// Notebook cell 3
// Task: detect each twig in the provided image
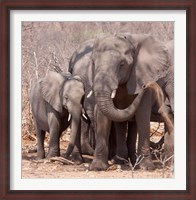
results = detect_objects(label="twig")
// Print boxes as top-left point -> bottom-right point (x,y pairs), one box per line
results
152,149 -> 174,178
33,52 -> 39,80
124,155 -> 144,178
50,157 -> 74,165
46,59 -> 52,76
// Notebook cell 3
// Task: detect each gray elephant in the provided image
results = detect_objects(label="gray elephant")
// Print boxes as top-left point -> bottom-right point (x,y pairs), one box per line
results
112,34 -> 174,168
92,34 -> 173,169
30,71 -> 85,160
69,39 -> 96,155
69,34 -> 173,171
69,37 -> 147,160
90,34 -> 174,170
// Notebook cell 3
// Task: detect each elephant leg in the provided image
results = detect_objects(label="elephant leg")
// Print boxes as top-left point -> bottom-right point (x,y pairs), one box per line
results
90,104 -> 98,149
108,122 -> 116,160
35,123 -> 46,159
81,118 -> 94,155
112,121 -> 128,164
47,130 -> 60,158
164,112 -> 174,161
46,115 -> 61,158
161,76 -> 174,158
136,93 -> 155,170
89,126 -> 96,149
158,102 -> 174,161
89,113 -> 96,150
90,107 -> 111,171
71,146 -> 83,164
127,121 -> 138,165
71,131 -> 84,164
85,101 -> 96,149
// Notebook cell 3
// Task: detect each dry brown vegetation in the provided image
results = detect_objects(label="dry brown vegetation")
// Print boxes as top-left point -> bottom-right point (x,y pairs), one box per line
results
22,22 -> 174,179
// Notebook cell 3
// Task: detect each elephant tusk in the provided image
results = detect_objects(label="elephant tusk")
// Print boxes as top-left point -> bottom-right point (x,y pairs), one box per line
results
68,114 -> 71,122
82,113 -> 88,120
87,90 -> 93,98
111,90 -> 116,99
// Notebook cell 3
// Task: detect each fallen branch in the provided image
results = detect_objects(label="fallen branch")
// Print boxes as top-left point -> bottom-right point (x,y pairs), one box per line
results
82,155 -> 94,160
50,156 -> 74,165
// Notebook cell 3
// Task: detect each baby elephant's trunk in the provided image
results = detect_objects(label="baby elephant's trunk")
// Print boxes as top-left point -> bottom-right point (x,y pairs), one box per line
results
64,110 -> 82,159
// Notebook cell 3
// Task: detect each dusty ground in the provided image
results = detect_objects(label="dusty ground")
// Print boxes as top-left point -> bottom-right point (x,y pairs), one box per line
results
22,123 -> 174,179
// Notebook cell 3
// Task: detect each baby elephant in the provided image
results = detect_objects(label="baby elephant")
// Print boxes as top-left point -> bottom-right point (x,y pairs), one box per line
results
30,71 -> 85,159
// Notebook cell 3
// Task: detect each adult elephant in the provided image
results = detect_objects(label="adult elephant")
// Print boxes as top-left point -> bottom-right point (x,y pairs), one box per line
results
90,34 -> 174,170
30,71 -> 85,161
69,34 -> 173,171
69,38 -> 146,156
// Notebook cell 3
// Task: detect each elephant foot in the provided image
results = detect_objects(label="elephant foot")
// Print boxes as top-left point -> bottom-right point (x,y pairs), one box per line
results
46,149 -> 60,158
81,143 -> 94,156
37,150 -> 45,159
70,152 -> 84,165
139,157 -> 155,171
36,155 -> 45,160
89,159 -> 109,171
111,155 -> 128,165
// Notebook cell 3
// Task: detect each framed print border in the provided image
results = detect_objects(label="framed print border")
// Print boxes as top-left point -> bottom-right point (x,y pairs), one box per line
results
0,0 -> 195,199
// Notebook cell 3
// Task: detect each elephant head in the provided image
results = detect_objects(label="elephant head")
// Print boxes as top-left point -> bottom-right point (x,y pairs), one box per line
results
40,71 -> 85,158
91,35 -> 146,121
91,34 -> 170,122
116,33 -> 170,95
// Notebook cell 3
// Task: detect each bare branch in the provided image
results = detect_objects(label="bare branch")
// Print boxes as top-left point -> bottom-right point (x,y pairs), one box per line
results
50,157 -> 74,165
33,52 -> 39,80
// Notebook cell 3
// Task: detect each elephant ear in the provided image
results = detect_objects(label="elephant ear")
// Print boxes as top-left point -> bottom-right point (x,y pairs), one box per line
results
40,71 -> 65,113
127,36 -> 169,94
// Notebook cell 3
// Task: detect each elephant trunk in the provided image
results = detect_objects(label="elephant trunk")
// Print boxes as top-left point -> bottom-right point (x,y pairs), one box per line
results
64,110 -> 81,158
95,89 -> 146,122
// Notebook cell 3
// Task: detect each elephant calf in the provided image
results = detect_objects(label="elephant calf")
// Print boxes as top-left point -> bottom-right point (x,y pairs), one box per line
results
30,71 -> 85,160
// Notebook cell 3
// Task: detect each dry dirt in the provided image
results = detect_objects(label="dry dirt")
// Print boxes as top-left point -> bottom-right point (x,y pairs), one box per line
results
22,124 -> 174,179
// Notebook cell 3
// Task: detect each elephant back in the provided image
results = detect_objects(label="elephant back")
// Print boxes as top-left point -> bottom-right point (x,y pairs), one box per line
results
69,39 -> 95,73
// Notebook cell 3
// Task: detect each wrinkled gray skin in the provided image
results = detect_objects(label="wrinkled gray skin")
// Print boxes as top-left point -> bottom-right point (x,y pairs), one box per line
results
69,39 -> 96,156
112,36 -> 174,169
69,38 -> 148,170
113,86 -> 173,170
91,34 -> 174,170
30,71 -> 85,160
69,35 -> 173,171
